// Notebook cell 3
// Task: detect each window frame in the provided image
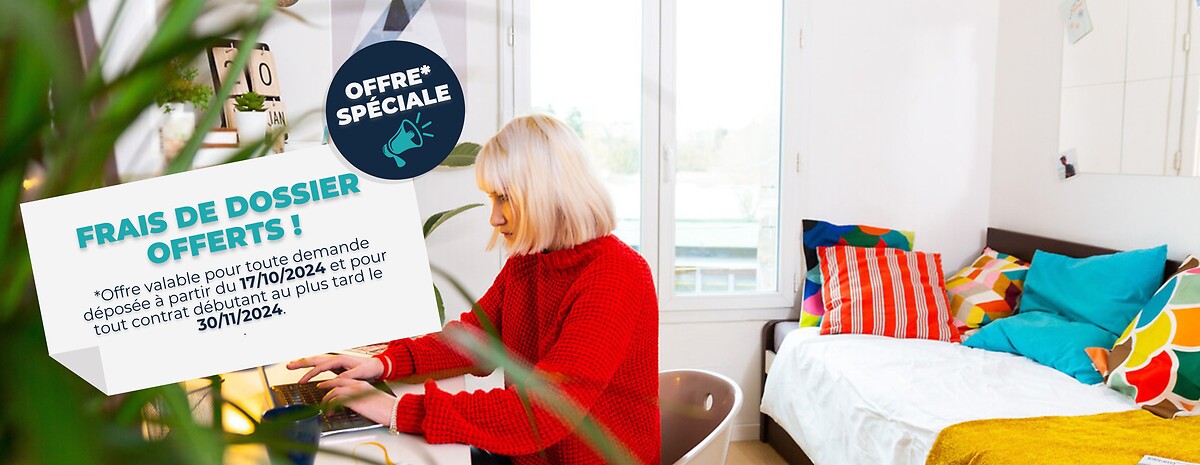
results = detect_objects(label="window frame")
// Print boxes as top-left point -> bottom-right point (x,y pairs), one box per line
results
503,0 -> 802,312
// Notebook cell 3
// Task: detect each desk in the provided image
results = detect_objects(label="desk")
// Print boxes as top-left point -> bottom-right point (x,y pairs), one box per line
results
218,361 -> 470,465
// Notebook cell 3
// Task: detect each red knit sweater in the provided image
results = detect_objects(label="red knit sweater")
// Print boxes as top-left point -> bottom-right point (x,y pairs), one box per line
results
373,235 -> 660,465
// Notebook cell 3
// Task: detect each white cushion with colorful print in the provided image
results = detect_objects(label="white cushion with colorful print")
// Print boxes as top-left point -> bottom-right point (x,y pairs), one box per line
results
1107,255 -> 1200,418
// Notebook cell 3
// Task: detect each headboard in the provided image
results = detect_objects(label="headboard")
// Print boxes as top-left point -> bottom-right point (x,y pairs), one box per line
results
761,228 -> 1181,455
985,228 -> 1180,280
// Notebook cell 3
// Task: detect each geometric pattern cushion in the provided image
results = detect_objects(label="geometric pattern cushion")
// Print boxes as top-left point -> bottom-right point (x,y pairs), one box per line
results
818,245 -> 960,342
801,219 -> 915,328
945,248 -> 1030,329
1107,255 -> 1200,418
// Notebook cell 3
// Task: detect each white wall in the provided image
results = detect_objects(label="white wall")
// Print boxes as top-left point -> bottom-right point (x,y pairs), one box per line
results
661,0 -> 1000,440
258,1 -> 333,145
991,0 -> 1200,259
796,0 -> 999,274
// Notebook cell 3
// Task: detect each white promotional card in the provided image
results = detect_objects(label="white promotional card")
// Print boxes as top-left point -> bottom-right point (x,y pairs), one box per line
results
21,146 -> 440,395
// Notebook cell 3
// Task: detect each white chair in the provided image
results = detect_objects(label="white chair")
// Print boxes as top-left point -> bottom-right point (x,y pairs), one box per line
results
660,369 -> 744,465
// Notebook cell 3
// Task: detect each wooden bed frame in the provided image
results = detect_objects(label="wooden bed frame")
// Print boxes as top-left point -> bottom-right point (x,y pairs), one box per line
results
759,227 -> 1180,464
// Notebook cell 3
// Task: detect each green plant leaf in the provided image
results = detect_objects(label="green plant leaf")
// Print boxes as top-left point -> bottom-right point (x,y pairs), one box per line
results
154,383 -> 222,465
234,91 -> 267,112
113,390 -> 157,425
430,265 -> 498,340
430,267 -> 641,465
0,0 -> 306,463
440,142 -> 481,167
422,203 -> 483,238
222,398 -> 260,428
209,375 -> 223,443
434,283 -> 446,326
514,384 -> 551,463
156,58 -> 212,112
444,325 -> 641,465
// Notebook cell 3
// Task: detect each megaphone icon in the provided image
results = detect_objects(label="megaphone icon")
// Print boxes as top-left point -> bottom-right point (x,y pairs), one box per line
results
382,112 -> 434,168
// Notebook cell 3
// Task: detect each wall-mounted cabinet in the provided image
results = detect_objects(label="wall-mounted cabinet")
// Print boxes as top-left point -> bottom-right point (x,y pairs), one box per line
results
1059,0 -> 1199,176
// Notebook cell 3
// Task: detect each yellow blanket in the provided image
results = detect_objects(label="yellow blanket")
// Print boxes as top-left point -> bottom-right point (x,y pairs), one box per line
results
927,410 -> 1200,465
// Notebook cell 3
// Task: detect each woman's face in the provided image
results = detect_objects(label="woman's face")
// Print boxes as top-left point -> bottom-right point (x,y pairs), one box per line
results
489,192 -> 518,247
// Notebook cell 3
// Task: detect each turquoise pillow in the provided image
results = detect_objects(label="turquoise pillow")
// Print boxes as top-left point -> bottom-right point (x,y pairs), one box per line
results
964,312 -> 1113,384
1019,246 -> 1166,335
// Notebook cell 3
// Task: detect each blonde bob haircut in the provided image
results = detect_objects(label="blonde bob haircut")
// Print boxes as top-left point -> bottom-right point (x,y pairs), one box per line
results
475,114 -> 616,255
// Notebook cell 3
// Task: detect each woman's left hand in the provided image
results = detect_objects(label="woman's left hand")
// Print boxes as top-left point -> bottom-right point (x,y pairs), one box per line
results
317,377 -> 397,426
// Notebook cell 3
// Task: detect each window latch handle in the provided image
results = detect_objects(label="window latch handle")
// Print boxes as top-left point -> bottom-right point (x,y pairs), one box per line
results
662,146 -> 675,184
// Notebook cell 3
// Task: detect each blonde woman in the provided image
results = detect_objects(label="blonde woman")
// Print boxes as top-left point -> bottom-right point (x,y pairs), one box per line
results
288,115 -> 660,465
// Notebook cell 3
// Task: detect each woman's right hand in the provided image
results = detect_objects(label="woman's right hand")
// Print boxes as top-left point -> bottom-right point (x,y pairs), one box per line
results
286,354 -> 384,384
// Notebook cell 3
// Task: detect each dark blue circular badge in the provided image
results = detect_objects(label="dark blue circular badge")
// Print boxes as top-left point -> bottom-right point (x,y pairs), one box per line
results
326,41 -> 465,180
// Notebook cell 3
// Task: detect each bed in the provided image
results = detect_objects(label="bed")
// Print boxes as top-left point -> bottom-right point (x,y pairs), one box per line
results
759,228 -> 1188,465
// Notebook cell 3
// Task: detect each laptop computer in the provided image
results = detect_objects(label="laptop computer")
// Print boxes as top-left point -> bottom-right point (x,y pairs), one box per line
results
261,359 -> 395,436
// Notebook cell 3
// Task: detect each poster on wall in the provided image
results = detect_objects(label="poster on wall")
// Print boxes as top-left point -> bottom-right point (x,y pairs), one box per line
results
330,0 -> 467,81
1061,0 -> 1093,44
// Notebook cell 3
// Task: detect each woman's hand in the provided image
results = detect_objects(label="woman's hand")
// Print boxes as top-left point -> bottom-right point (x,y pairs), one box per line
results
286,355 -> 384,384
317,377 -> 396,426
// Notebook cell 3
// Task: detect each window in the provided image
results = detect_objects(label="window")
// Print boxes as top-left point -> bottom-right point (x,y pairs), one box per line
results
511,0 -> 793,310
526,0 -> 643,250
672,1 -> 782,295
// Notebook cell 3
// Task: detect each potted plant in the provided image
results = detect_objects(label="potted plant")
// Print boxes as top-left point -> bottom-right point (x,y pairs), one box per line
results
156,58 -> 213,162
234,91 -> 269,147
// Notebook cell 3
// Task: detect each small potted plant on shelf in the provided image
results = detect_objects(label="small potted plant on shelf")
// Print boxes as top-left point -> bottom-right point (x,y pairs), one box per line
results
234,91 -> 269,147
155,58 -> 212,162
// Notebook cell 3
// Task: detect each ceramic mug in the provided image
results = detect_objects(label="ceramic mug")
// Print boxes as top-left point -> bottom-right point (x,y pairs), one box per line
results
260,404 -> 321,465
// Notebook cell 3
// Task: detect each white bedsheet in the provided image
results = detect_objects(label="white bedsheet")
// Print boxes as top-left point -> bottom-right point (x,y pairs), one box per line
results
760,328 -> 1137,465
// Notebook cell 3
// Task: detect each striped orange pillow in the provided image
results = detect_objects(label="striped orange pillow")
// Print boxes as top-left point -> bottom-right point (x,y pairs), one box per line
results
819,245 -> 961,342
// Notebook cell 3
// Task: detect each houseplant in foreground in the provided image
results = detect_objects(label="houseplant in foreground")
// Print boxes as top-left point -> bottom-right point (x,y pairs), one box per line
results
0,1 -> 636,462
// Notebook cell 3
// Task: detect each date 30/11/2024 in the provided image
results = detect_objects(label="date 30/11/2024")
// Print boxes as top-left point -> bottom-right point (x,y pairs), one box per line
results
196,303 -> 283,332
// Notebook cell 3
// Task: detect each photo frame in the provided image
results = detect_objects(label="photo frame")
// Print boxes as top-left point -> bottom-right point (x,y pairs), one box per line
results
1058,148 -> 1079,180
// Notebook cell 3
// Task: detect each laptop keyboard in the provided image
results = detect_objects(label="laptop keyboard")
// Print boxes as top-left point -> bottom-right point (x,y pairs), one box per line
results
270,382 -> 390,433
